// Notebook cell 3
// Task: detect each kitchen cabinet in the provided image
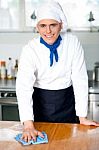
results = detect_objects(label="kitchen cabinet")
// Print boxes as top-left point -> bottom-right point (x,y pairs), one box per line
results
0,97 -> 19,121
87,100 -> 93,120
88,93 -> 99,122
88,80 -> 99,122
2,104 -> 19,121
0,79 -> 19,121
93,102 -> 99,122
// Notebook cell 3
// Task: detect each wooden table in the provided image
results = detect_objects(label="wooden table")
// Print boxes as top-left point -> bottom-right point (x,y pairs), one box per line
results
0,121 -> 99,150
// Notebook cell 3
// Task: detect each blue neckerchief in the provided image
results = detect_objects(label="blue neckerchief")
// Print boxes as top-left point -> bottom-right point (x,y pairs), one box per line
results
40,35 -> 62,66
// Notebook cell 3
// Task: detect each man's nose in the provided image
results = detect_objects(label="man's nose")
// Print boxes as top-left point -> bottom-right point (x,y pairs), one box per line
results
46,25 -> 51,33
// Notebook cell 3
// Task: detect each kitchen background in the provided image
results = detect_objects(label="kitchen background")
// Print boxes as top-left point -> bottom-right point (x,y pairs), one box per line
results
0,0 -> 99,71
0,32 -> 99,71
0,0 -> 99,121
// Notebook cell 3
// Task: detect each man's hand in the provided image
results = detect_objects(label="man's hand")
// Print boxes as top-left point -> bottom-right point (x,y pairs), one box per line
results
22,120 -> 44,142
79,117 -> 99,126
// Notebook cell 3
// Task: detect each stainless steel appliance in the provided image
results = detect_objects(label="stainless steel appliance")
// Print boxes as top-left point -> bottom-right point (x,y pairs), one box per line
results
89,93 -> 99,122
88,80 -> 99,122
0,80 -> 19,121
94,62 -> 99,81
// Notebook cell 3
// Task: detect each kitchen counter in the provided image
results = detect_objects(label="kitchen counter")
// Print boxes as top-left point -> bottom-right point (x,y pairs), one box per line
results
0,121 -> 99,150
0,79 -> 99,93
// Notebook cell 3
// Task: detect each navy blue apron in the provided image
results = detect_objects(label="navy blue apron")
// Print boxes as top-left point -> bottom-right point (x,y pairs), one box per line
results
32,86 -> 80,123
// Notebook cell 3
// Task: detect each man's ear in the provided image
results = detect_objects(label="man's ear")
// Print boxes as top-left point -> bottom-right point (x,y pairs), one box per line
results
61,22 -> 63,29
60,22 -> 63,31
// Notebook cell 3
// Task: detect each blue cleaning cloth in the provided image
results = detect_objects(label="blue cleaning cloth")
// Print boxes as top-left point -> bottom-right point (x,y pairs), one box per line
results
15,131 -> 48,145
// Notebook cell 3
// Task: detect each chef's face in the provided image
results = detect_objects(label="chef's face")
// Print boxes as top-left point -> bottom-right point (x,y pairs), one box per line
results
37,19 -> 62,45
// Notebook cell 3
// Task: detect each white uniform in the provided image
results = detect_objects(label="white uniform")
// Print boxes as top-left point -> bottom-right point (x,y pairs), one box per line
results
16,33 -> 88,123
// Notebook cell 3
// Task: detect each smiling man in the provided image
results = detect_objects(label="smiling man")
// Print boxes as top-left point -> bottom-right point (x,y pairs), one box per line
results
37,19 -> 62,45
16,0 -> 99,143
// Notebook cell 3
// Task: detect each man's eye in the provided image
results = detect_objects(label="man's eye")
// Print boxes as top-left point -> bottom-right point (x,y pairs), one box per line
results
50,24 -> 58,27
39,24 -> 46,28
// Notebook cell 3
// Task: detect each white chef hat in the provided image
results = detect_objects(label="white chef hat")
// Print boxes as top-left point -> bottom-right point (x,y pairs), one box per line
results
36,0 -> 68,32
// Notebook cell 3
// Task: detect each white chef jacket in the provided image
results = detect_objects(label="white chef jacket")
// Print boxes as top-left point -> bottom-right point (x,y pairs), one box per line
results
16,33 -> 88,123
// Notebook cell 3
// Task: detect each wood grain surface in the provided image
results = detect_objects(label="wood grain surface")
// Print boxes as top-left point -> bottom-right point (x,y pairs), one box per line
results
0,121 -> 99,150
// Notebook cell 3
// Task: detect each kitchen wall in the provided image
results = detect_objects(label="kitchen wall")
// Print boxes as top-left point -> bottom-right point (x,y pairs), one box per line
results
74,32 -> 99,71
0,31 -> 99,70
